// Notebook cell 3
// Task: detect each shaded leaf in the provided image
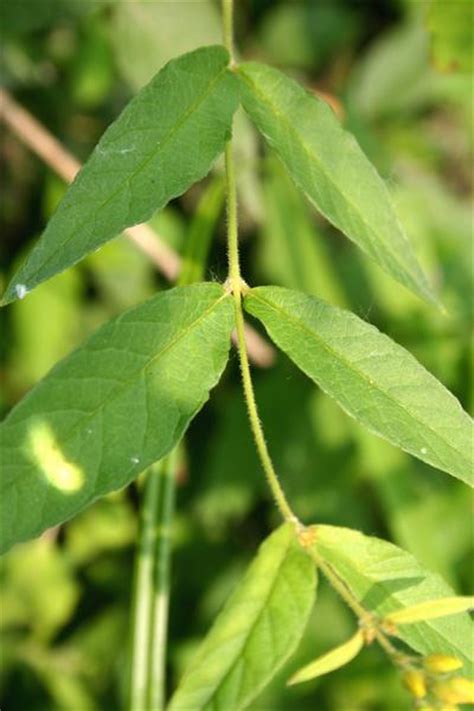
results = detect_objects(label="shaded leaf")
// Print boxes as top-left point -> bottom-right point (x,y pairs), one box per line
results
244,286 -> 473,485
1,46 -> 238,305
238,62 -> 435,304
168,524 -> 317,711
312,525 -> 474,671
0,284 -> 233,552
288,629 -> 364,685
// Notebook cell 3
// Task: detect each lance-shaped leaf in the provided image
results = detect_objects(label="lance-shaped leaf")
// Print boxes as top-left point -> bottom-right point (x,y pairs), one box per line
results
1,46 -> 238,306
168,524 -> 317,711
288,630 -> 364,685
244,287 -> 473,485
0,283 -> 234,553
386,597 -> 474,626
312,525 -> 474,672
237,62 -> 435,304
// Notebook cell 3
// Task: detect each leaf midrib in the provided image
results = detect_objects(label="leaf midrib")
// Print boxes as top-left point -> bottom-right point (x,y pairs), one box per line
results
2,291 -> 231,474
180,534 -> 293,710
23,58 -> 230,286
238,67 -> 427,296
247,290 -> 470,476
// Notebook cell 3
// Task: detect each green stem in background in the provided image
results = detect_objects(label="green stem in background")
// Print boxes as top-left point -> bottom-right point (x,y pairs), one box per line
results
128,451 -> 179,711
147,448 -> 180,710
178,177 -> 225,287
128,460 -> 165,711
222,0 -> 297,525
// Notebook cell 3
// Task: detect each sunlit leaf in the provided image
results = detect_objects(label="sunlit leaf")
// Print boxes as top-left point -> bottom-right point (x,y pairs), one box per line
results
0,284 -> 234,552
168,524 -> 317,711
244,286 -> 473,485
386,597 -> 474,626
1,46 -> 238,305
311,525 -> 474,671
238,61 -> 436,304
288,629 -> 364,685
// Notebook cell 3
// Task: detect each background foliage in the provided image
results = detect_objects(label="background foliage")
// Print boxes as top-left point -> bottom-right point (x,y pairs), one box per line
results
0,1 -> 472,709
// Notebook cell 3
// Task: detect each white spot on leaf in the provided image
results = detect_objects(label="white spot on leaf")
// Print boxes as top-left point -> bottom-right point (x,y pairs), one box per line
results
15,284 -> 28,299
130,456 -> 140,465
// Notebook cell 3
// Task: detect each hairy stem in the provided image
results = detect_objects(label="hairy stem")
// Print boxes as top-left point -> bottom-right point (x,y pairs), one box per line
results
222,0 -> 297,525
306,543 -> 401,661
147,449 -> 179,710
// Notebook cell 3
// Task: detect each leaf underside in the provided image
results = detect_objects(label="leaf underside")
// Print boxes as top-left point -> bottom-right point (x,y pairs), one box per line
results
1,45 -> 238,305
238,62 -> 436,304
0,283 -> 234,553
168,524 -> 317,711
312,525 -> 474,672
244,286 -> 473,485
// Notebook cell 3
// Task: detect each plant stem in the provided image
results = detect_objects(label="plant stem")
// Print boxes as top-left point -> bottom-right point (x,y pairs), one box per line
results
147,449 -> 179,711
307,544 -> 401,660
128,461 -> 164,711
222,0 -> 297,525
225,140 -> 241,292
233,293 -> 297,523
222,0 -> 234,62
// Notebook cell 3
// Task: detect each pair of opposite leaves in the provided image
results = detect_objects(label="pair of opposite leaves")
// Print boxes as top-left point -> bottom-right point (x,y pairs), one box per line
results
0,46 -> 472,552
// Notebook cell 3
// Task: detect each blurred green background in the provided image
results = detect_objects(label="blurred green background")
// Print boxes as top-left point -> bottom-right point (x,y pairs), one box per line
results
0,1 -> 472,709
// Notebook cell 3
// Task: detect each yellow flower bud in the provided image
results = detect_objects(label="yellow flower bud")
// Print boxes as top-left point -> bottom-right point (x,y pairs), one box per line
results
402,670 -> 427,699
423,653 -> 463,674
433,676 -> 474,704
448,676 -> 474,703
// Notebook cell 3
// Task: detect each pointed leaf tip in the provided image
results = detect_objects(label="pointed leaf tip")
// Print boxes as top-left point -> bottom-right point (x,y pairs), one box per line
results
0,283 -> 234,552
238,61 -> 437,305
3,45 -> 238,304
386,597 -> 474,626
244,286 -> 473,485
288,630 -> 364,685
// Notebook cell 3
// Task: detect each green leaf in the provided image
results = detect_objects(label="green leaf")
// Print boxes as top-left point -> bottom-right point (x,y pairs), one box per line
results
288,629 -> 364,685
244,286 -> 473,485
1,46 -> 238,305
311,525 -> 474,672
386,597 -> 474,626
0,283 -> 233,553
168,524 -> 317,711
237,62 -> 436,304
